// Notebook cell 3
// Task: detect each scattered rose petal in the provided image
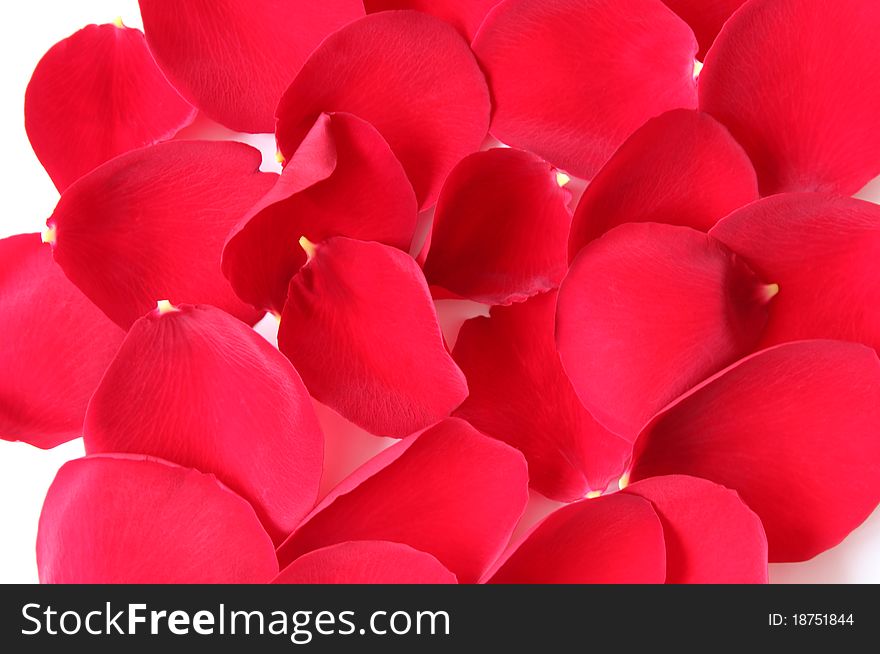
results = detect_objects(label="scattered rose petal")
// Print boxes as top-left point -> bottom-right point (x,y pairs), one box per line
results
662,0 -> 746,60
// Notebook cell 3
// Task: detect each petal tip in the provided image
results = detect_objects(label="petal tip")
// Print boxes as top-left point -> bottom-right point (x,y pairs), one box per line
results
155,299 -> 179,316
298,235 -> 317,261
41,225 -> 56,245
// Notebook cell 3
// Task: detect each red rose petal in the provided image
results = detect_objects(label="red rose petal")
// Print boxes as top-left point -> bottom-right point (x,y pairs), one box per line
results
83,304 -> 322,543
278,238 -> 468,437
452,291 -> 630,501
24,23 -> 195,192
487,494 -> 666,583
630,340 -> 880,562
711,193 -> 880,352
364,0 -> 500,40
662,0 -> 746,60
48,140 -> 274,329
568,109 -> 758,259
623,475 -> 768,583
275,11 -> 490,209
274,541 -> 457,584
699,0 -> 880,195
423,148 -> 570,305
0,234 -> 124,448
472,0 -> 698,180
138,0 -> 364,132
223,112 -> 418,314
557,223 -> 771,440
277,418 -> 529,583
37,454 -> 278,583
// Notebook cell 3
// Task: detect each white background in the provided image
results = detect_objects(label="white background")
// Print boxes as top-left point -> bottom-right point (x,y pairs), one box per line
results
2,1 -> 880,584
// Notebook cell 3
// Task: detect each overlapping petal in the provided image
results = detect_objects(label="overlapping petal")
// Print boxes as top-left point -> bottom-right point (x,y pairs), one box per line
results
662,0 -> 746,60
48,140 -> 274,329
364,0 -> 500,40
275,11 -> 490,208
37,455 -> 279,583
24,23 -> 195,192
138,0 -> 364,132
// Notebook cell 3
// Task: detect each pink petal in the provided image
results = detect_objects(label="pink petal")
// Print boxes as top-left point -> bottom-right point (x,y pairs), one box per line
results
557,223 -> 771,440
630,340 -> 880,562
277,418 -> 529,583
472,0 -> 698,180
138,0 -> 364,132
37,454 -> 278,583
423,148 -> 570,305
699,0 -> 880,195
48,140 -> 274,329
275,11 -> 490,209
25,23 -> 195,192
278,238 -> 468,437
364,0 -> 501,40
662,0 -> 746,60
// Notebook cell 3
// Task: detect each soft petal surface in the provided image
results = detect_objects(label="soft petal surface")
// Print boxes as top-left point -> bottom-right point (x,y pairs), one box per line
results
37,455 -> 279,583
699,0 -> 880,195
48,140 -> 274,329
274,541 -> 457,584
711,193 -> 880,352
364,0 -> 500,40
275,11 -> 490,208
138,0 -> 364,132
423,148 -> 570,305
453,291 -> 630,501
472,0 -> 698,180
223,112 -> 418,314
630,340 -> 880,562
0,234 -> 124,448
557,223 -> 771,440
83,304 -> 322,543
278,418 -> 529,583
662,0 -> 746,60
624,475 -> 768,583
488,494 -> 666,583
279,238 -> 467,437
568,109 -> 757,259
25,23 -> 195,192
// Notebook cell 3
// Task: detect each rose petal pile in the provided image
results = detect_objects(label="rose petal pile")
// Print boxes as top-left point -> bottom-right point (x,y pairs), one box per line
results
3,0 -> 880,584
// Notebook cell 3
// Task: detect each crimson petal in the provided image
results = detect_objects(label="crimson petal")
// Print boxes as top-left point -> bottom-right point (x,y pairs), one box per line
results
423,149 -> 570,305
453,291 -> 630,501
223,112 -> 418,314
275,11 -> 490,209
38,455 -> 278,583
48,140 -> 274,329
662,0 -> 746,60
277,418 -> 528,583
0,234 -> 124,448
568,109 -> 757,259
279,238 -> 467,437
472,0 -> 697,180
274,541 -> 457,584
25,23 -> 195,192
138,0 -> 364,133
630,340 -> 880,562
699,0 -> 880,195
364,0 -> 500,40
557,223 -> 771,440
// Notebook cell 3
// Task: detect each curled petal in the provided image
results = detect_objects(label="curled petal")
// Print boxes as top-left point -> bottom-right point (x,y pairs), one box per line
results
662,0 -> 746,60
276,11 -> 490,208
223,112 -> 418,314
84,304 -> 323,543
630,340 -> 880,562
453,291 -> 630,501
279,238 -> 468,437
138,0 -> 364,132
0,234 -> 124,448
711,193 -> 880,352
278,418 -> 529,583
487,494 -> 666,584
623,475 -> 768,583
37,455 -> 278,583
423,149 -> 570,305
274,541 -> 457,584
364,0 -> 501,40
472,0 -> 697,180
25,23 -> 195,192
48,140 -> 274,329
568,109 -> 757,259
557,223 -> 771,440
699,0 -> 880,195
